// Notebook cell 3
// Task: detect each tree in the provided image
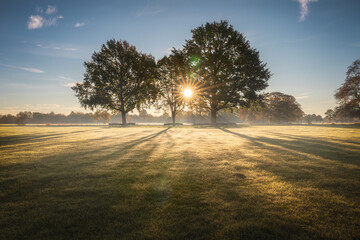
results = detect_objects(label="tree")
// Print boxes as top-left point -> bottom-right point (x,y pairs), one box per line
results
266,92 -> 304,123
72,39 -> 158,125
324,109 -> 335,123
92,110 -> 111,124
184,21 -> 270,125
16,111 -> 33,125
157,49 -> 187,126
334,59 -> 360,121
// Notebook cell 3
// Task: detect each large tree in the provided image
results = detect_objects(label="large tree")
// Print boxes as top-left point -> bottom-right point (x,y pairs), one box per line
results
266,92 -> 304,123
184,21 -> 270,125
157,49 -> 188,126
334,59 -> 360,121
72,39 -> 158,125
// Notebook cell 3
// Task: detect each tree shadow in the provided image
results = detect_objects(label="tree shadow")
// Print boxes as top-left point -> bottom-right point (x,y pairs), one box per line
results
218,127 -> 360,167
217,127 -> 360,198
1,127 -> 174,239
0,129 -> 94,147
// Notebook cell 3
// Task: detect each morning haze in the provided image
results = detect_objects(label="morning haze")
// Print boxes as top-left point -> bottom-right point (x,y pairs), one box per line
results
0,0 -> 359,239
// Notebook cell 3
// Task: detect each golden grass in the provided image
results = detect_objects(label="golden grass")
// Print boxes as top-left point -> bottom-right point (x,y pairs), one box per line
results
0,125 -> 359,239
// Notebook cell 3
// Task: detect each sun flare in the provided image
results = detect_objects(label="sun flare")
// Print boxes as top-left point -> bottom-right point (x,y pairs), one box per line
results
184,88 -> 193,98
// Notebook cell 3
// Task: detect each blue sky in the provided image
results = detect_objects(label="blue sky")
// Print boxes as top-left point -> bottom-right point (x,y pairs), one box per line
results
0,0 -> 359,115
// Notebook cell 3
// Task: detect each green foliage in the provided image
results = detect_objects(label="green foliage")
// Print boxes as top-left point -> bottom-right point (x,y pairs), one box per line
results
184,20 -> 270,124
72,39 -> 159,124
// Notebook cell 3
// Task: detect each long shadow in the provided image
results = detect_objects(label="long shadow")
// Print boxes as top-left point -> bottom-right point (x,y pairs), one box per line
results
218,127 -> 360,167
0,128 -> 169,240
271,132 -> 360,150
0,128 -> 171,197
0,129 -> 156,152
217,127 -> 360,198
0,129 -> 94,147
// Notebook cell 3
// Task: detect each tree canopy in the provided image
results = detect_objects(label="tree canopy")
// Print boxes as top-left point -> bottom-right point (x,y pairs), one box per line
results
72,39 -> 158,125
334,59 -> 360,121
184,20 -> 270,125
266,92 -> 304,123
157,49 -> 188,126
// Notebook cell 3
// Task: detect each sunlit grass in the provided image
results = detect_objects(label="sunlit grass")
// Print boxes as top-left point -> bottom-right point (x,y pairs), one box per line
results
0,125 -> 359,239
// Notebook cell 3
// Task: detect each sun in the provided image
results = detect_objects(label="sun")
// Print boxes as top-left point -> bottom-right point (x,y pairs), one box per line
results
183,88 -> 193,98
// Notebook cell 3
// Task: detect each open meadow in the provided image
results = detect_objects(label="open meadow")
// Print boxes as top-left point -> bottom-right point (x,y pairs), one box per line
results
1,125 -> 360,239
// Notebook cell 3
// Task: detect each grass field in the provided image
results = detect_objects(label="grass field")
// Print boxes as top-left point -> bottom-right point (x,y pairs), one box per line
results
1,125 -> 360,239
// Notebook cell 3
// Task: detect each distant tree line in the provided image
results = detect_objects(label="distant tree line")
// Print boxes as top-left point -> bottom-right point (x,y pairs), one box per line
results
0,111 -> 109,125
1,106 -> 324,125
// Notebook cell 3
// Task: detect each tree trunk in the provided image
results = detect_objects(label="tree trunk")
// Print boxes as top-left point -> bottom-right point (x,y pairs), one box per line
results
121,111 -> 127,125
172,112 -> 176,126
210,108 -> 217,126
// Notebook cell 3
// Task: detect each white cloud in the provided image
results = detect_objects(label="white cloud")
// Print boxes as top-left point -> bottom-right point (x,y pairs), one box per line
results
297,0 -> 318,22
295,95 -> 309,100
64,82 -> 76,87
28,15 -> 44,29
28,6 -> 62,30
46,5 -> 57,15
0,64 -> 44,73
36,44 -> 78,51
74,22 -> 86,28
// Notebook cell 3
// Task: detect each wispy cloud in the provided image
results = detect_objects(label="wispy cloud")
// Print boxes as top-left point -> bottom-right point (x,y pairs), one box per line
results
295,95 -> 309,100
137,3 -> 163,17
36,44 -> 78,51
297,0 -> 318,22
46,5 -> 57,15
74,22 -> 86,28
295,92 -> 311,100
0,64 -> 44,73
28,6 -> 62,29
58,76 -> 75,81
58,76 -> 77,87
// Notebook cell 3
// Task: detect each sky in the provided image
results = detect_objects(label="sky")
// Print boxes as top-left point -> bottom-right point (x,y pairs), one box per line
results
0,0 -> 359,116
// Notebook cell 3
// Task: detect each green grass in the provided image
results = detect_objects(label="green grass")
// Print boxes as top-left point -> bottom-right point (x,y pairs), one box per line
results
1,125 -> 360,239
